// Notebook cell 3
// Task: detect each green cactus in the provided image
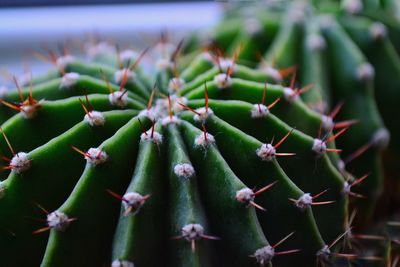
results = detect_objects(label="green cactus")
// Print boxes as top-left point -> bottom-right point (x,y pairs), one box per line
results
0,0 -> 399,266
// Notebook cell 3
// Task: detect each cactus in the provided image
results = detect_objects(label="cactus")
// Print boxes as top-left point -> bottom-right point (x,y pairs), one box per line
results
0,1 -> 399,266
210,0 -> 400,222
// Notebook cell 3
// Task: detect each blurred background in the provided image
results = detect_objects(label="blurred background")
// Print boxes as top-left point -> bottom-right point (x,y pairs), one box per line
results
0,1 -> 221,84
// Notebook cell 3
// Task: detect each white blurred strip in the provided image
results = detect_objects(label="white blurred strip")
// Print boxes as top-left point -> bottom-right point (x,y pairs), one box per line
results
0,2 -> 222,83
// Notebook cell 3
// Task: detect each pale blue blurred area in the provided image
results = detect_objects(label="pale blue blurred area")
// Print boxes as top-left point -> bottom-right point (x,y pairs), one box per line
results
0,2 -> 221,86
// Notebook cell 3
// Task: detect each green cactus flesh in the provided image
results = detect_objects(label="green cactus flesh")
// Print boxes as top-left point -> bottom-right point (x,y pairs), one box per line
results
1,1 -> 400,266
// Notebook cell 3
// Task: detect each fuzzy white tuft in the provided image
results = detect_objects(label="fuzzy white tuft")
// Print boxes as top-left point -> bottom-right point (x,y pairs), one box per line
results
84,111 -> 106,127
293,193 -> 313,210
219,58 -> 236,73
236,187 -> 255,204
140,130 -> 163,144
47,211 -> 71,231
251,104 -> 269,119
253,245 -> 275,265
60,73 -> 80,90
194,132 -> 215,147
20,102 -> 42,119
371,128 -> 390,149
214,73 -> 232,89
283,87 -> 299,102
139,108 -> 157,121
256,144 -> 276,161
10,152 -> 31,174
193,107 -> 213,123
343,0 -> 363,14
312,139 -> 327,155
85,147 -> 108,165
245,18 -> 262,35
260,65 -> 282,83
181,224 -> 204,241
306,34 -> 326,51
316,245 -> 331,261
56,55 -> 75,69
122,192 -> 147,216
109,91 -> 128,108
321,115 -> 334,131
111,260 -> 135,267
356,63 -> 375,81
370,22 -> 387,40
338,160 -> 346,173
174,163 -> 195,179
342,181 -> 352,195
161,116 -> 181,126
